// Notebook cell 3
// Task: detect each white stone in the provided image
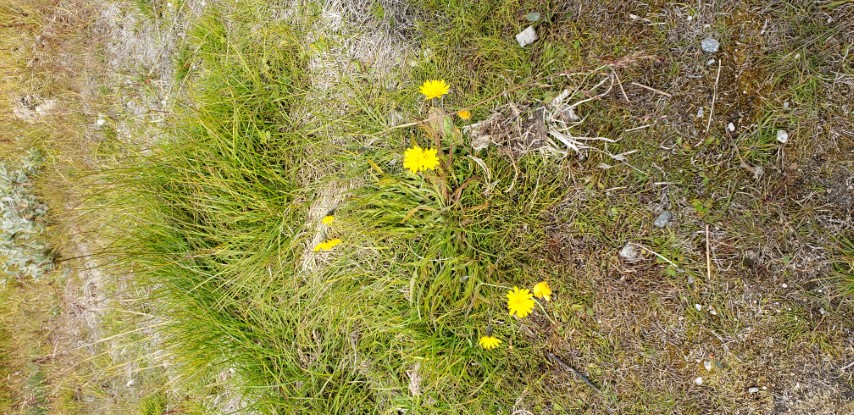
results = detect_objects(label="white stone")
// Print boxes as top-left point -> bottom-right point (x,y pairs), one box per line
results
694,304 -> 702,311
749,387 -> 759,393
776,129 -> 789,144
701,37 -> 720,53
728,122 -> 736,132
704,361 -> 713,371
619,243 -> 641,262
694,377 -> 704,385
516,26 -> 538,48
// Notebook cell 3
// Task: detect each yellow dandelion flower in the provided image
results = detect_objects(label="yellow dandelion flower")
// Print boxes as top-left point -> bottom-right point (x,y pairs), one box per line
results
479,335 -> 502,350
419,147 -> 439,171
533,281 -> 552,302
313,238 -> 342,252
457,109 -> 472,120
321,215 -> 335,225
507,286 -> 535,318
402,145 -> 440,174
419,79 -> 450,100
403,145 -> 425,174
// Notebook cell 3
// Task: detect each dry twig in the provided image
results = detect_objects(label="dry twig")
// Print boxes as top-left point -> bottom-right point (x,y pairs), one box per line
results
547,352 -> 602,394
703,59 -> 723,138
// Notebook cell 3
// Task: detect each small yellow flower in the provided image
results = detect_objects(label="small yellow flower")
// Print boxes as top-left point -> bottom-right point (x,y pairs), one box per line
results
507,286 -> 535,318
479,335 -> 502,350
402,145 -> 440,174
403,146 -> 424,174
420,147 -> 439,171
533,281 -> 552,302
457,109 -> 472,120
313,238 -> 342,252
419,79 -> 450,100
321,215 -> 335,225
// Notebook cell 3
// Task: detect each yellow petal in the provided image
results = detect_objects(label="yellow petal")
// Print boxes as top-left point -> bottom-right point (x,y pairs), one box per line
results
533,281 -> 552,302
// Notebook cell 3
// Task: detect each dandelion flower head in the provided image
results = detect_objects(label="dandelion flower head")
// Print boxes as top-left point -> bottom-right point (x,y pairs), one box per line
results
321,215 -> 335,225
313,238 -> 342,252
507,286 -> 535,318
419,79 -> 450,100
457,109 -> 472,120
533,281 -> 552,302
479,335 -> 502,350
402,145 -> 440,174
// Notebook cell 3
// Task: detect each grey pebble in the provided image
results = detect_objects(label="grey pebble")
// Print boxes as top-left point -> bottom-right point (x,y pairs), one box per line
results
654,210 -> 672,228
748,386 -> 760,394
701,37 -> 720,53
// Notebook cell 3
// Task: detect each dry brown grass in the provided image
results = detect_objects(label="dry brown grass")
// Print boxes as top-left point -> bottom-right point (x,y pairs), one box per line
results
0,1 -> 172,414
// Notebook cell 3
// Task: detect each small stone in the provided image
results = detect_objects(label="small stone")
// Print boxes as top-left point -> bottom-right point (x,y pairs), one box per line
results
126,378 -> 135,387
95,116 -> 106,127
709,308 -> 718,316
696,107 -> 704,118
694,377 -> 704,385
706,58 -> 715,65
515,26 -> 538,47
748,386 -> 759,394
694,304 -> 703,311
654,211 -> 673,228
704,361 -> 713,371
619,243 -> 641,262
776,129 -> 789,144
728,122 -> 736,132
782,283 -> 788,288
687,275 -> 695,285
701,37 -> 720,53
783,101 -> 790,109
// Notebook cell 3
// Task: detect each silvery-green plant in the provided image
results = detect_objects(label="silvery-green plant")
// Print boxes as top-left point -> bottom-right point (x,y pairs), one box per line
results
0,149 -> 53,284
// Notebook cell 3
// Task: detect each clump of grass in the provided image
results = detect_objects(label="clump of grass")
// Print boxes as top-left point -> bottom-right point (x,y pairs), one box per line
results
107,3 -> 324,411
105,0 -> 591,412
